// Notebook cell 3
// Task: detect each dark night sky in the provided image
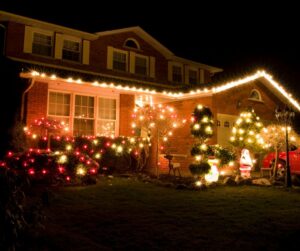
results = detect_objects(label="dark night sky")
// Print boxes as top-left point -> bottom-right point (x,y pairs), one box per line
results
1,1 -> 300,97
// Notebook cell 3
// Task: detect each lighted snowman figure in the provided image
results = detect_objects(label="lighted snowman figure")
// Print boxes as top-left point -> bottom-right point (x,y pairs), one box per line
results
239,149 -> 253,178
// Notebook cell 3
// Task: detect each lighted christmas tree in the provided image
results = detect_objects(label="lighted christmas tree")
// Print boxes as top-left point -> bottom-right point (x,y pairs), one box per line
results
229,110 -> 265,151
189,105 -> 214,177
229,109 -> 265,177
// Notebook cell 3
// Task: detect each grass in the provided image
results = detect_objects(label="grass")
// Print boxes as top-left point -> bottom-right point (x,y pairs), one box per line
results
34,177 -> 300,250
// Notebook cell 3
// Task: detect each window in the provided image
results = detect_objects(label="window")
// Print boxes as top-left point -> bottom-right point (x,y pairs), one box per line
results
48,92 -> 70,125
97,98 -> 116,137
135,55 -> 148,76
62,40 -> 80,62
124,38 -> 140,49
189,70 -> 198,84
249,89 -> 262,101
217,120 -> 221,126
224,121 -> 230,128
74,95 -> 94,136
113,51 -> 127,71
32,32 -> 53,56
172,66 -> 182,83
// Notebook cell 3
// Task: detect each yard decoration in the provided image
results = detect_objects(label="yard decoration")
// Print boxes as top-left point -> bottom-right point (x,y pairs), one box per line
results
190,105 -> 236,183
131,104 -> 185,177
239,149 -> 253,178
189,105 -> 214,180
229,109 -> 265,177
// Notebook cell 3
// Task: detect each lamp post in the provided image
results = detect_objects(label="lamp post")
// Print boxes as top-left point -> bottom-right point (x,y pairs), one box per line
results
275,107 -> 295,187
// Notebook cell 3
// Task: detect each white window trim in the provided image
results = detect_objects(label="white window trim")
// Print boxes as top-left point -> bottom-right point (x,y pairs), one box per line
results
248,89 -> 263,102
123,38 -> 141,50
112,48 -> 129,72
47,89 -> 119,137
31,27 -> 54,57
32,27 -> 54,37
62,35 -> 82,63
73,94 -> 96,136
134,53 -> 149,76
96,96 -> 119,137
47,90 -> 72,131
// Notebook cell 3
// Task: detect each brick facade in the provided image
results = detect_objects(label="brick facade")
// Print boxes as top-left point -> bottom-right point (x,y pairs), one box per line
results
5,21 -> 212,86
26,81 -> 48,126
119,94 -> 135,136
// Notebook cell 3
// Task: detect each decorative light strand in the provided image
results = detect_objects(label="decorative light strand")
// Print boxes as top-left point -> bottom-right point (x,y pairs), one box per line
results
27,70 -> 300,110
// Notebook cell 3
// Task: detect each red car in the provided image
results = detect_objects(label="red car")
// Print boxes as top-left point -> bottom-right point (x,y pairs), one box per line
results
262,146 -> 300,177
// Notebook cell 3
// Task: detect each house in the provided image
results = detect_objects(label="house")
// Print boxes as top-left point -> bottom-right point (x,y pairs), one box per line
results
1,11 -> 299,174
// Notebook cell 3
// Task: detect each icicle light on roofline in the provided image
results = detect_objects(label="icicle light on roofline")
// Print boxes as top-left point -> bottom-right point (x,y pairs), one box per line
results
28,70 -> 300,110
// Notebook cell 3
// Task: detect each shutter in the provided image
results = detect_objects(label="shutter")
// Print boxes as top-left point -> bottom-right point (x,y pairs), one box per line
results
129,51 -> 136,73
149,56 -> 155,78
23,26 -> 33,53
184,65 -> 189,84
168,62 -> 173,82
54,33 -> 63,59
200,69 -> 205,84
107,46 -> 113,70
82,40 -> 90,65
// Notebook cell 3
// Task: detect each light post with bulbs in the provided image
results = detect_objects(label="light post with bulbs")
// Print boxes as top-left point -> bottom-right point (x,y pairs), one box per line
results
275,107 -> 295,187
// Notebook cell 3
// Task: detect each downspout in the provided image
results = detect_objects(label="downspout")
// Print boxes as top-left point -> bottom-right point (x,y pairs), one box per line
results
21,78 -> 35,123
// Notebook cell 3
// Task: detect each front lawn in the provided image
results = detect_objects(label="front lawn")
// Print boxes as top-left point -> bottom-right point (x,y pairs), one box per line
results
35,177 -> 300,250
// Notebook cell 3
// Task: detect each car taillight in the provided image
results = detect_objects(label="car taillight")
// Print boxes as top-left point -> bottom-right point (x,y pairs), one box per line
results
42,169 -> 47,175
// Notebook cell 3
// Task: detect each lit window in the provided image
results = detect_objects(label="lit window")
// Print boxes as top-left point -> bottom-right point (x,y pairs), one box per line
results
217,120 -> 221,126
135,56 -> 148,76
97,98 -> 116,137
48,92 -> 70,125
172,66 -> 182,83
189,70 -> 198,84
32,32 -> 53,57
249,89 -> 262,101
62,40 -> 80,62
113,51 -> 127,71
74,95 -> 94,136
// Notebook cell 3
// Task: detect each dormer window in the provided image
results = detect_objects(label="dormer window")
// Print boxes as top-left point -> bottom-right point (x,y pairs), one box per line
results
249,89 -> 262,102
124,38 -> 140,50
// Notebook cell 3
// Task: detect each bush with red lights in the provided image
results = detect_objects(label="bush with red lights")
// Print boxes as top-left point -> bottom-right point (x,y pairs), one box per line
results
2,149 -> 99,184
0,118 -> 149,184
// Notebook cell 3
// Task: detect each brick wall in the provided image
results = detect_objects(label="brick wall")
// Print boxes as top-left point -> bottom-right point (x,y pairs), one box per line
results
119,94 -> 135,136
151,96 -> 215,176
153,81 -> 285,176
26,81 -> 48,126
5,21 -> 213,87
212,80 -> 283,120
